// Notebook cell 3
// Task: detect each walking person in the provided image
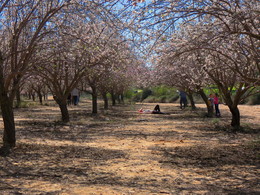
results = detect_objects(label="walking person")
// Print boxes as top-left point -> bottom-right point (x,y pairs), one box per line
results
71,88 -> 80,105
214,93 -> 221,117
179,90 -> 187,109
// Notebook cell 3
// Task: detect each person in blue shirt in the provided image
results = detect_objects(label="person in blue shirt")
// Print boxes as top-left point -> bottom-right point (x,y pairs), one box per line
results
179,90 -> 187,109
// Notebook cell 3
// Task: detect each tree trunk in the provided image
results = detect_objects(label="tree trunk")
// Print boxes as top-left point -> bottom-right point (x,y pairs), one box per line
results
120,94 -> 124,104
37,90 -> 43,105
44,93 -> 48,100
228,106 -> 240,130
28,92 -> 32,99
58,102 -> 69,122
111,92 -> 116,106
1,95 -> 16,148
0,52 -> 16,148
187,93 -> 196,110
39,93 -> 43,105
15,87 -> 21,108
117,94 -> 121,104
32,93 -> 35,101
91,86 -> 98,114
198,89 -> 213,117
102,93 -> 109,110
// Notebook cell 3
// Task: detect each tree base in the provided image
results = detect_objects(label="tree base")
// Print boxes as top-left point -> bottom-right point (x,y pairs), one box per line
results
0,146 -> 11,157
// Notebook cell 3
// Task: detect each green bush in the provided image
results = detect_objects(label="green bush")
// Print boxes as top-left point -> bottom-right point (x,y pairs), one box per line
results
141,88 -> 152,101
159,96 -> 167,103
132,91 -> 142,102
126,86 -> 179,103
152,85 -> 177,97
124,89 -> 136,99
142,96 -> 157,103
169,95 -> 179,103
13,100 -> 40,108
247,93 -> 260,105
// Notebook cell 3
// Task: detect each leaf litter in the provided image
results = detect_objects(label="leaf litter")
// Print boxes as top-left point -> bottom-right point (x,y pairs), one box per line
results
0,102 -> 259,194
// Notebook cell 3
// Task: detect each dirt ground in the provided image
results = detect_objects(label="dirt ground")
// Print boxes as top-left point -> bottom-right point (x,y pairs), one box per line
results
0,100 -> 259,195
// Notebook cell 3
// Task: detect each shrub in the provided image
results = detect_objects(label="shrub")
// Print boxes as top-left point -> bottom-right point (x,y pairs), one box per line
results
169,95 -> 179,103
143,96 -> 157,103
159,96 -> 167,103
247,93 -> 260,105
141,88 -> 152,101
124,89 -> 136,99
132,91 -> 142,102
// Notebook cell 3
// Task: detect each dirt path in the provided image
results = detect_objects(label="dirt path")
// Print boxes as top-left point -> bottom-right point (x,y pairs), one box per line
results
0,101 -> 259,194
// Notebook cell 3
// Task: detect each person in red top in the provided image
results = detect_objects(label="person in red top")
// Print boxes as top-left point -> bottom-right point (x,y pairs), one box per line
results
214,93 -> 221,117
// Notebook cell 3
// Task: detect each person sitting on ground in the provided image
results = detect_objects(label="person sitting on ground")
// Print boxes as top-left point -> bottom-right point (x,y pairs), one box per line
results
138,108 -> 152,114
139,105 -> 165,114
152,104 -> 164,114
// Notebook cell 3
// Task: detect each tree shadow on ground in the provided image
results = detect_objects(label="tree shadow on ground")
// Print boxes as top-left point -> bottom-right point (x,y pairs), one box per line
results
16,119 -> 186,143
1,103 -> 259,194
150,143 -> 260,194
69,106 -> 134,120
0,142 -> 239,194
0,143 -> 128,194
156,144 -> 259,168
1,141 -> 259,195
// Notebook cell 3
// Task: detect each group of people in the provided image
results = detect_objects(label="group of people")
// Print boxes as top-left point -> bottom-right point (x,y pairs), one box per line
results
208,93 -> 221,117
67,88 -> 80,106
178,90 -> 221,117
139,91 -> 221,117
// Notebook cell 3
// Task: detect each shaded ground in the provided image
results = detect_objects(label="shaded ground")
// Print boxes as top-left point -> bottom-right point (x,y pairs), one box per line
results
0,100 -> 259,194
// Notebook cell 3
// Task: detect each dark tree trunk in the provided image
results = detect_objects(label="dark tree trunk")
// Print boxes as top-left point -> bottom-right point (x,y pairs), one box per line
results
117,94 -> 121,104
54,95 -> 70,122
187,93 -> 196,110
198,89 -> 213,117
1,95 -> 16,148
32,93 -> 35,101
92,93 -> 98,114
58,102 -> 69,122
111,92 -> 116,106
0,53 -> 16,148
229,106 -> 240,130
28,92 -> 32,99
15,87 -> 21,108
120,94 -> 124,104
223,91 -> 241,130
37,90 -> 43,105
39,93 -> 43,105
102,93 -> 109,110
92,87 -> 98,114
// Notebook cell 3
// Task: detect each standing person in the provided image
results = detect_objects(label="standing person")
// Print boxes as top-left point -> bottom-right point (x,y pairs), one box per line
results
208,94 -> 214,111
71,88 -> 80,105
214,93 -> 221,117
179,90 -> 187,109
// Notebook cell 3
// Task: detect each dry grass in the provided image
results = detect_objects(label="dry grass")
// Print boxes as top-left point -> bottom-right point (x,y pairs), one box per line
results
0,100 -> 259,194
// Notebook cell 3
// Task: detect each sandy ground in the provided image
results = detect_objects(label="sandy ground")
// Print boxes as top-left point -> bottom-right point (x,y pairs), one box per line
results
0,100 -> 259,194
